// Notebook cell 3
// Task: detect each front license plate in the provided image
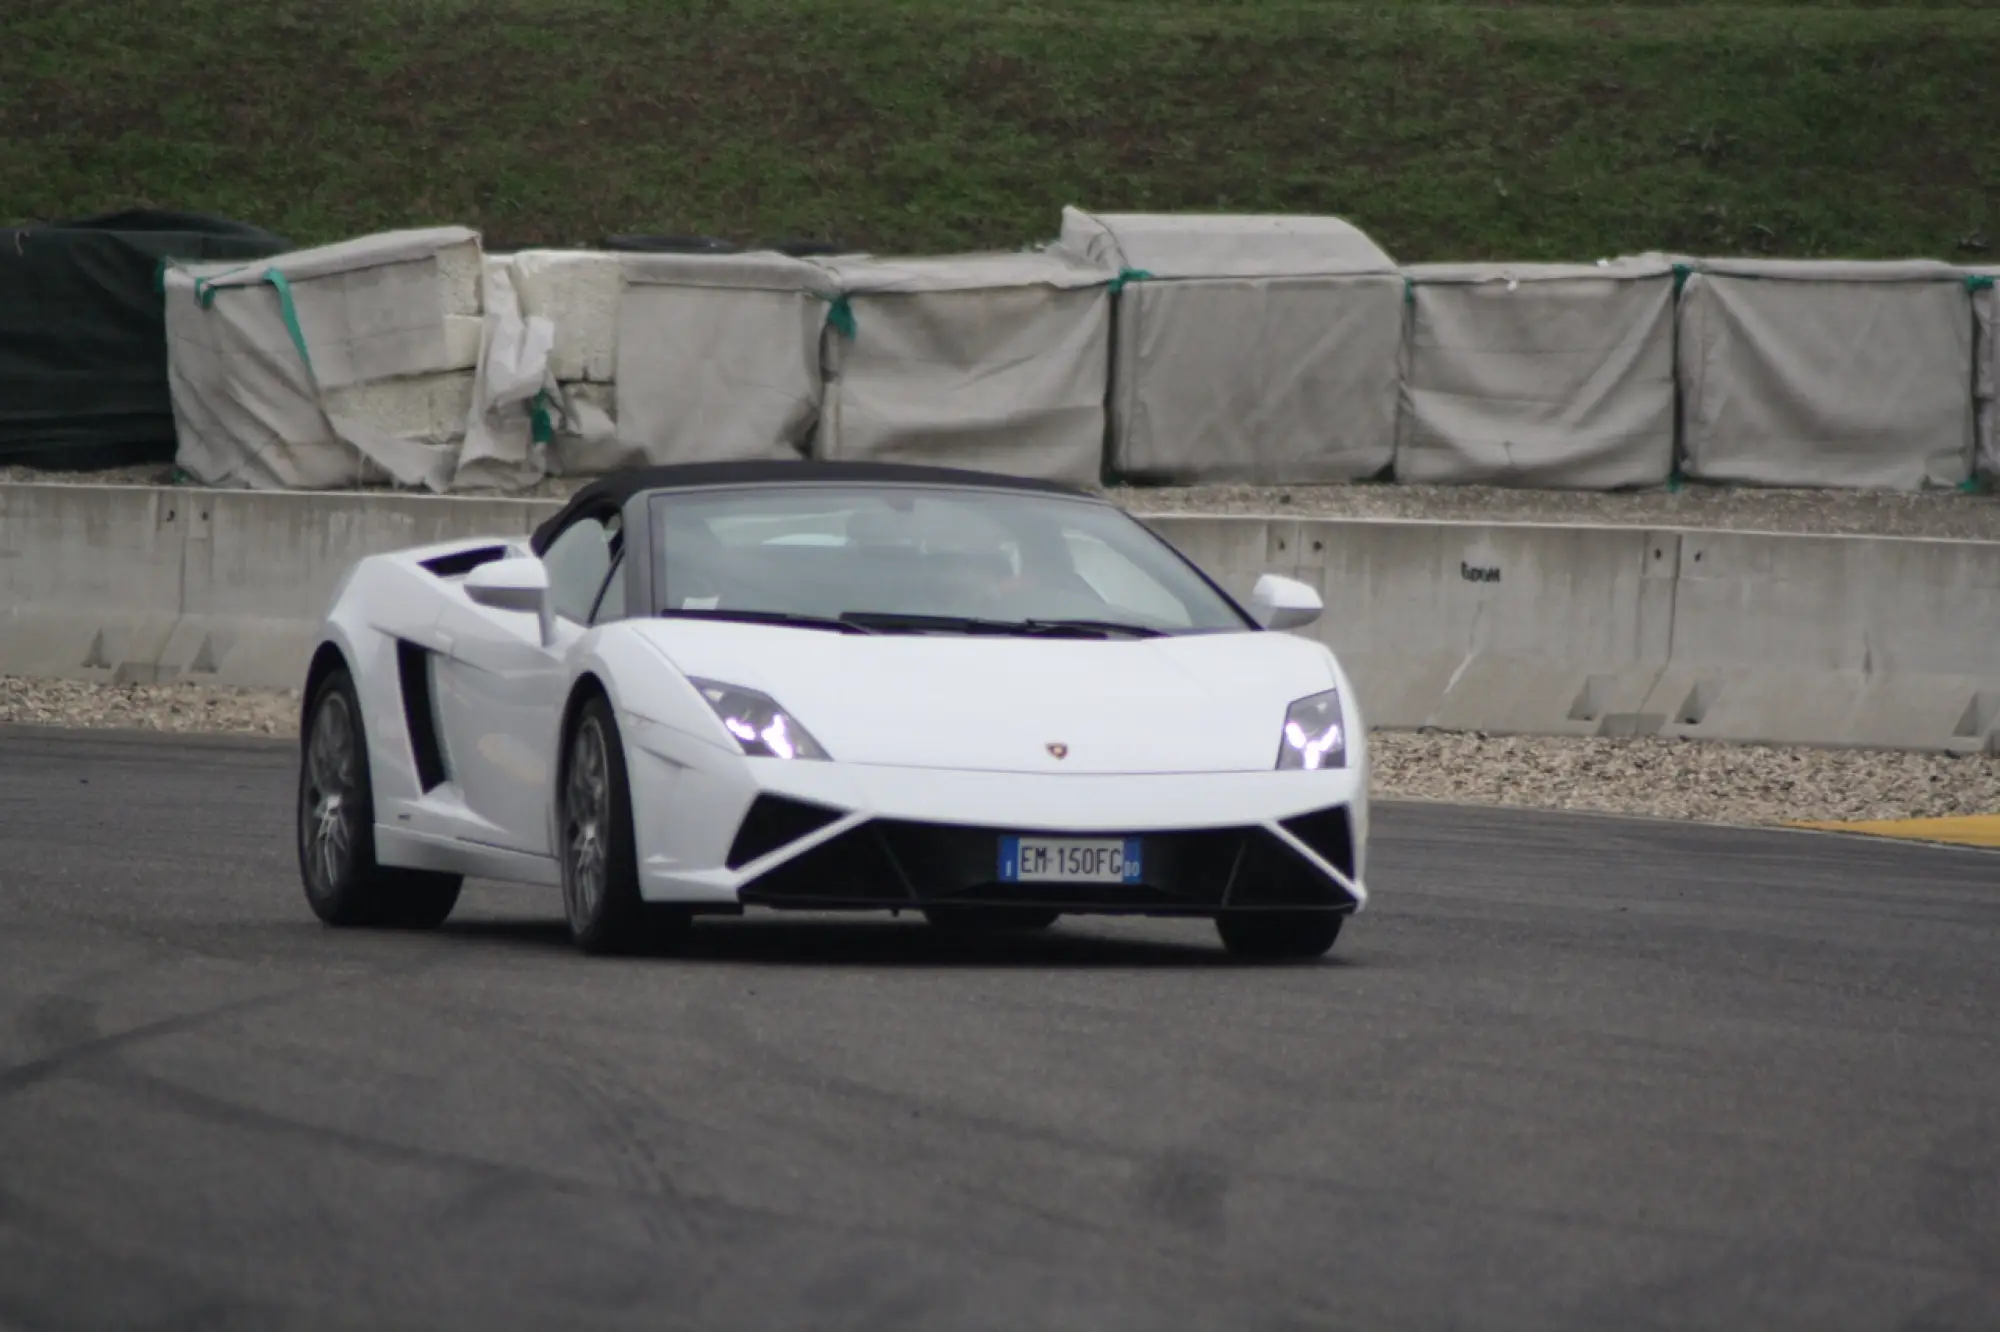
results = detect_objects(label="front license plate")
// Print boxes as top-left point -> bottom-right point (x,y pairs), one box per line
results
999,836 -> 1142,884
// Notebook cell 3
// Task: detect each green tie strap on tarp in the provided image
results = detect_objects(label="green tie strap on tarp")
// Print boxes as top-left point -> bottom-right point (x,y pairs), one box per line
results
821,292 -> 857,339
1672,263 -> 1693,297
529,390 -> 556,445
261,269 -> 316,384
1108,267 -> 1153,294
0,209 -> 289,469
1967,274 -> 1997,292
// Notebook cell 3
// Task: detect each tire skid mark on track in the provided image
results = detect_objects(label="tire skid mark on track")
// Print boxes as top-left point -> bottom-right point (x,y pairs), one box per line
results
54,1054 -> 888,1252
404,971 -> 1178,1266
521,1037 -> 707,1252
396,979 -> 830,1325
84,960 -> 969,1311
676,996 -> 1232,1250
16,992 -> 101,1064
0,1183 -> 321,1332
0,954 -> 444,1099
673,994 -> 1399,1321
672,995 -> 1997,1292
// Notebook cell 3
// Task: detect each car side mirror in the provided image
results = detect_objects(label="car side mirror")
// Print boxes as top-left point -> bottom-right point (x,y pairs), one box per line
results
465,555 -> 555,646
1250,573 -> 1322,632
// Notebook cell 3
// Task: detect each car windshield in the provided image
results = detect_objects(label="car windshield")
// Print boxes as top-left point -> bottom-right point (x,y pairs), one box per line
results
645,484 -> 1252,636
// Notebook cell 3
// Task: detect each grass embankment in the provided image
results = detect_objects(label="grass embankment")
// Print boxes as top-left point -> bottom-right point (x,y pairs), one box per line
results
3,0 -> 1997,262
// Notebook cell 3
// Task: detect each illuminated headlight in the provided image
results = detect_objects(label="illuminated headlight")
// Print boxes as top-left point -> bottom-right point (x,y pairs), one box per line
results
689,677 -> 829,760
1276,689 -> 1346,770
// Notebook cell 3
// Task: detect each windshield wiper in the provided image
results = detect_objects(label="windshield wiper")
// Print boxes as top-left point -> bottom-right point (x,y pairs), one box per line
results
658,608 -> 876,634
1021,617 -> 1166,639
837,611 -> 1162,639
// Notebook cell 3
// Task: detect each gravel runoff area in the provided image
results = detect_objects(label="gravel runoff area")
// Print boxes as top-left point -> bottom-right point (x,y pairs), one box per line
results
5,463 -> 2000,540
5,675 -> 1996,830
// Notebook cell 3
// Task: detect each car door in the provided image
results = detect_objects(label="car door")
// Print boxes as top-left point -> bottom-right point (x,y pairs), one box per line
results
431,510 -> 626,856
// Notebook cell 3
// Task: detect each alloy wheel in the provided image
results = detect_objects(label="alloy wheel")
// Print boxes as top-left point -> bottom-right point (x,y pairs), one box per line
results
564,717 -> 610,930
303,691 -> 358,897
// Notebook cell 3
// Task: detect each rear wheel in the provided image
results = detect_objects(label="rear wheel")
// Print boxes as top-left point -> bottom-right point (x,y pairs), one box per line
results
560,695 -> 689,955
922,906 -> 1061,932
1214,911 -> 1343,960
297,665 -> 462,929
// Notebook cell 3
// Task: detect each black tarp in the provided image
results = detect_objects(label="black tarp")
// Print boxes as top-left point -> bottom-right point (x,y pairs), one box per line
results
0,209 -> 291,470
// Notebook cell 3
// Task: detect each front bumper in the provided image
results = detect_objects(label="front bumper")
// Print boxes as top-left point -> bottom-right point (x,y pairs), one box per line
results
623,715 -> 1368,914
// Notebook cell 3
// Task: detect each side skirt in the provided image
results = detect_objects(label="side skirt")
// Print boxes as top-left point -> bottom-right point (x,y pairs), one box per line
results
375,826 -> 562,887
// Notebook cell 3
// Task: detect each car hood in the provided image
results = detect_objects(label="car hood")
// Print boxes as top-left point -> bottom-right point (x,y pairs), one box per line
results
625,620 -> 1338,774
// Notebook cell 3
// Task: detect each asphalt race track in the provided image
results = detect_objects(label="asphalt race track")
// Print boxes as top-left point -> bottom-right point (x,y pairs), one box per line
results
1,726 -> 1995,1332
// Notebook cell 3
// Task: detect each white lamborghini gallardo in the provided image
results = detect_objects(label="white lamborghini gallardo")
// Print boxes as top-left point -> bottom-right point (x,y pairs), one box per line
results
296,461 -> 1368,958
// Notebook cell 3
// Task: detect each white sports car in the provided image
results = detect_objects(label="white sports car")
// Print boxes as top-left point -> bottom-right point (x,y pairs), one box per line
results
296,461 -> 1368,959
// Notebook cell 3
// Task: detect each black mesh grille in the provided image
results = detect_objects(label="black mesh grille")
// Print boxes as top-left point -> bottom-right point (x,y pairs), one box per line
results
725,794 -> 845,869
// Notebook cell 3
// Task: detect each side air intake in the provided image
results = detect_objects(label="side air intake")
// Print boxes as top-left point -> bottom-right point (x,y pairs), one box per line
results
726,795 -> 845,869
395,640 -> 449,792
420,545 -> 509,578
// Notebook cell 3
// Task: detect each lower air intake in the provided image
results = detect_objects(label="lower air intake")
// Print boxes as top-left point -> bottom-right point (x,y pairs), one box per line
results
725,794 -> 845,869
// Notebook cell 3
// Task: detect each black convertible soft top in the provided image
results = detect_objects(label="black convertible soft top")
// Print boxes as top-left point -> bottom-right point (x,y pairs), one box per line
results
529,460 -> 1097,555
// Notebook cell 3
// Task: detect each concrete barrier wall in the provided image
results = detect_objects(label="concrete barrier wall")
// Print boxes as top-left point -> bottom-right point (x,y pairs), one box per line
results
4,484 -> 1996,753
0,484 -> 557,689
1151,513 -> 2000,754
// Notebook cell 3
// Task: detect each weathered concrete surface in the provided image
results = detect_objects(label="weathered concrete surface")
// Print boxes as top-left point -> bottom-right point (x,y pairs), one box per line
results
4,484 -> 1997,752
1159,513 -> 2000,753
0,484 -> 555,689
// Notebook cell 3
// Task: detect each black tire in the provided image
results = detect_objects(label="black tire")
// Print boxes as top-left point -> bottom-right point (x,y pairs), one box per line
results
298,665 -> 463,929
1214,911 -> 1343,960
922,905 -> 1061,932
559,694 -> 689,955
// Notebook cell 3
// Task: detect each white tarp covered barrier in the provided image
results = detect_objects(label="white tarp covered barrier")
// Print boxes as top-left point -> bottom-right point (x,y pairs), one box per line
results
1677,259 -> 1977,490
511,250 -> 621,383
1971,269 -> 1998,480
814,251 -> 1113,485
166,227 -> 482,491
451,256 -> 561,491
1395,259 -> 1676,489
612,251 -> 835,470
1052,207 -> 1403,483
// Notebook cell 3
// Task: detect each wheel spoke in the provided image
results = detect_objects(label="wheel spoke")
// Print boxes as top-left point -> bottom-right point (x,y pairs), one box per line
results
564,719 -> 609,927
304,693 -> 357,893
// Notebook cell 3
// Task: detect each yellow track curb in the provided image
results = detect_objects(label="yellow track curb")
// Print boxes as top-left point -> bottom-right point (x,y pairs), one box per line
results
1788,815 -> 2000,849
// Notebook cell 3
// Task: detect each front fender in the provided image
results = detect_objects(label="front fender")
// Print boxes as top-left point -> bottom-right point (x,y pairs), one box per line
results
569,625 -> 742,759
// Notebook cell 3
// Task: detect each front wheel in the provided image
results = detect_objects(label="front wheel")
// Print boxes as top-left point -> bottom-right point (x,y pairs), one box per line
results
297,665 -> 462,929
559,695 -> 688,955
1214,911 -> 1343,960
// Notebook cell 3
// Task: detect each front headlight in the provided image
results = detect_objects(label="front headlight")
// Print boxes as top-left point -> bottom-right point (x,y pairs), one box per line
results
688,677 -> 830,760
1276,688 -> 1346,770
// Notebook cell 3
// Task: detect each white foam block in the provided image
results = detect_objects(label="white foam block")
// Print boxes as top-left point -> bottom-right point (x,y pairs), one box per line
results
322,371 -> 476,443
511,250 -> 621,382
435,239 -> 485,317
552,382 -> 643,476
443,315 -> 484,371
